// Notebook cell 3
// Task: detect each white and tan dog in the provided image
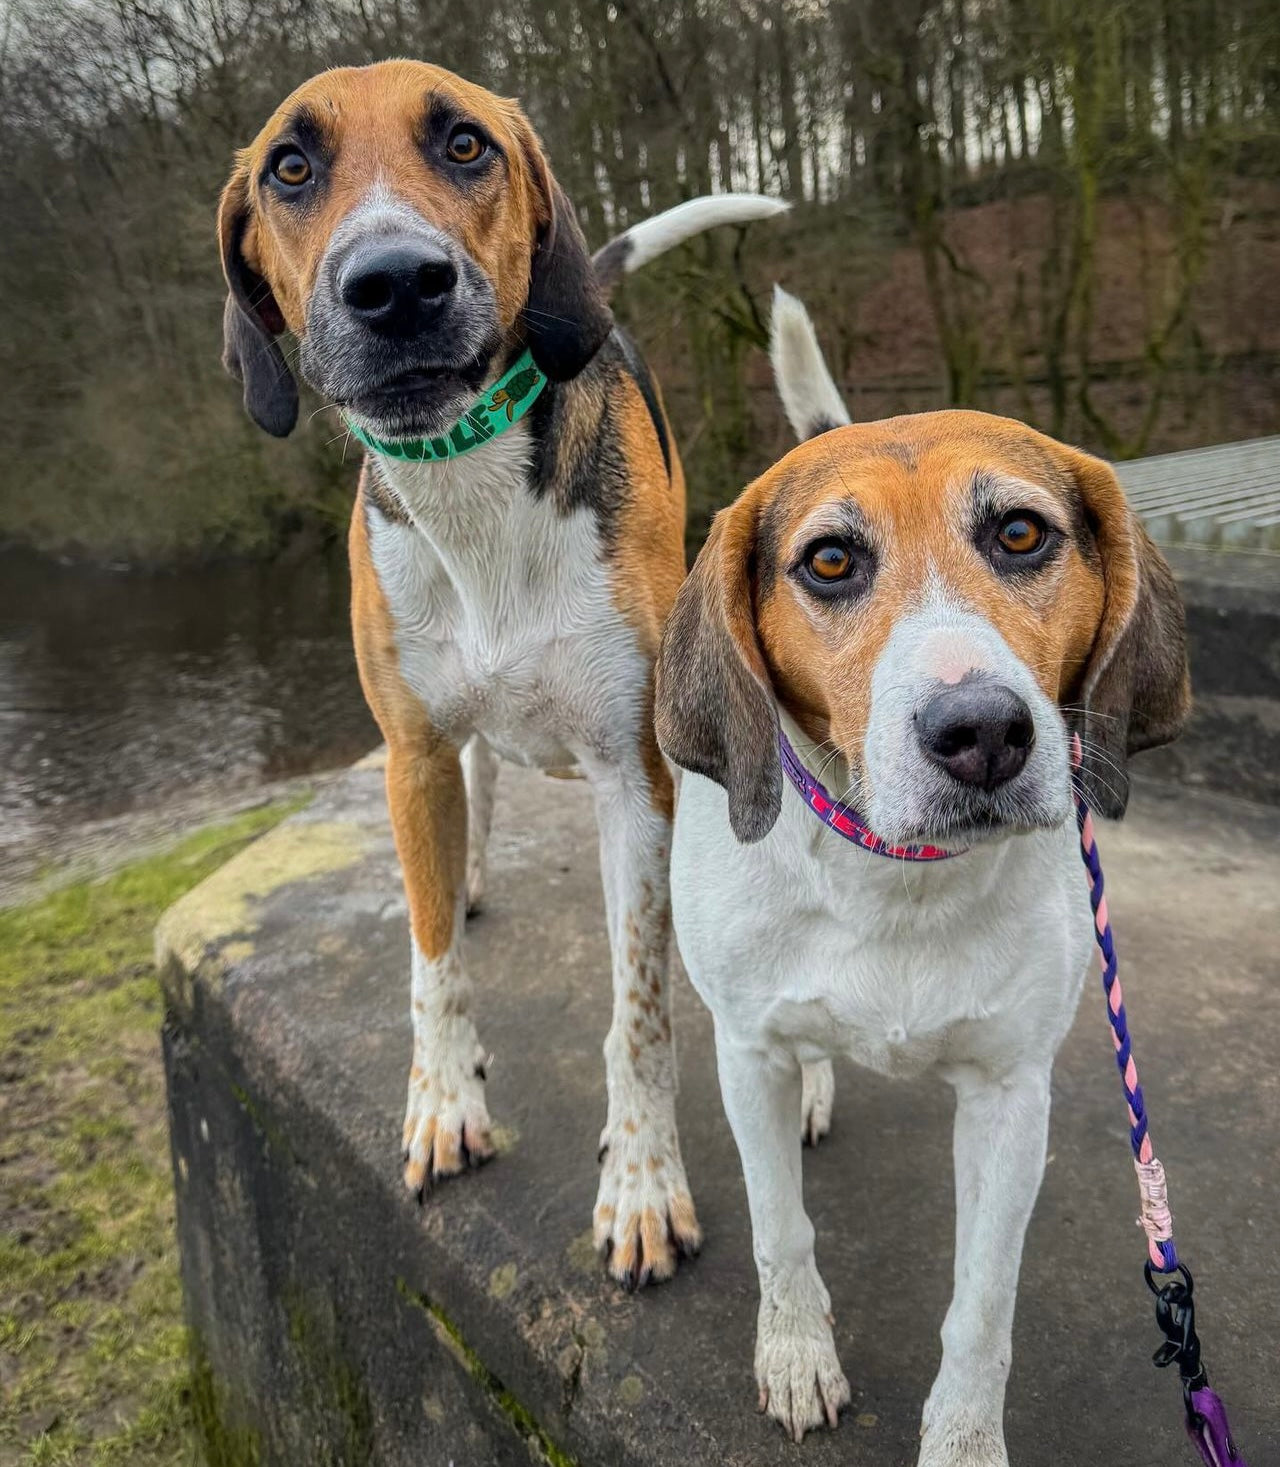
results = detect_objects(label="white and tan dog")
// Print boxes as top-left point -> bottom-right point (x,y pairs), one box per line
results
655,290 -> 1190,1457
218,60 -> 784,1288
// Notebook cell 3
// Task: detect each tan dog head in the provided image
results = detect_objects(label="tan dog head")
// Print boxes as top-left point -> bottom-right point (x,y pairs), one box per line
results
656,411 -> 1189,846
218,60 -> 611,439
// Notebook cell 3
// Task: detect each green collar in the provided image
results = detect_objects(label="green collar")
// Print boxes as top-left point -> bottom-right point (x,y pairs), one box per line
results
345,349 -> 547,463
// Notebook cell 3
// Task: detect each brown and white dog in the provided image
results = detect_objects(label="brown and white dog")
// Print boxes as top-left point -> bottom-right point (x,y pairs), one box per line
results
656,291 -> 1190,1456
217,59 -> 784,1288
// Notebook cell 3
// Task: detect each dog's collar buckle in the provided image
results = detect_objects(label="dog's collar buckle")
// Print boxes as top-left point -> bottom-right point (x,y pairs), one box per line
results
777,729 -> 963,861
345,349 -> 547,464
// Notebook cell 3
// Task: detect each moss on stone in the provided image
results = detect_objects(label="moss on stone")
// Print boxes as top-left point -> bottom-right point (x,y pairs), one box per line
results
155,818 -> 371,981
187,1343 -> 263,1467
488,1262 -> 519,1300
280,1285 -> 375,1467
617,1375 -> 645,1407
227,1084 -> 298,1166
395,1279 -> 580,1467
0,802 -> 297,1465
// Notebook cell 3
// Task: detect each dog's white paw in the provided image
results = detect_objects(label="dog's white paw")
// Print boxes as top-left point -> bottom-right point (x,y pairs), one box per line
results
801,1059 -> 835,1146
401,1028 -> 494,1197
918,1417 -> 1008,1467
755,1269 -> 851,1442
594,1115 -> 701,1290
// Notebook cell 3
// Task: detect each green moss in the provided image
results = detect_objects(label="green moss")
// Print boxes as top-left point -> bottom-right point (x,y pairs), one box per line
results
617,1376 -> 645,1407
488,1263 -> 518,1300
0,802 -> 299,1465
280,1287 -> 374,1466
156,818 -> 369,983
227,1084 -> 298,1165
394,1280 -> 580,1467
186,1344 -> 262,1467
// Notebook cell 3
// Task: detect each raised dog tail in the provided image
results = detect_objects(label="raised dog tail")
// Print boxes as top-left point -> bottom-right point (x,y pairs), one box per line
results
592,194 -> 789,294
769,284 -> 851,442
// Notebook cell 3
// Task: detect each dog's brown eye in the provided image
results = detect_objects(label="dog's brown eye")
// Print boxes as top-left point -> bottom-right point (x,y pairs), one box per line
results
997,514 -> 1045,554
447,129 -> 486,164
273,151 -> 311,186
808,542 -> 853,580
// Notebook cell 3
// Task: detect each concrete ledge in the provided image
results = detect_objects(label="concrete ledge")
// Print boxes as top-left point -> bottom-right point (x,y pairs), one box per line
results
157,755 -> 1280,1465
1160,546 -> 1280,804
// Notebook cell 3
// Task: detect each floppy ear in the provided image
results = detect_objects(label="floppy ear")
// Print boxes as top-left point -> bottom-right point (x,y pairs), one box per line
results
1068,451 -> 1190,817
520,139 -> 613,381
217,166 -> 298,438
655,490 -> 782,843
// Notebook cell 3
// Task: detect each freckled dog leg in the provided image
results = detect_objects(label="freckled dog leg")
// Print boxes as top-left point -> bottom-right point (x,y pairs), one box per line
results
918,1063 -> 1051,1467
388,740 -> 495,1197
716,1032 -> 851,1441
590,759 -> 701,1289
462,734 -> 499,916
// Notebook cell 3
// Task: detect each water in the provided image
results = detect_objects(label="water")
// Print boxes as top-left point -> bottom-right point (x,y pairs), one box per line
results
0,548 -> 378,895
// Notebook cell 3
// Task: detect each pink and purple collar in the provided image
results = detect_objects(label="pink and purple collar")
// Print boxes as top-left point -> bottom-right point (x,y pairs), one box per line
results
777,728 -> 962,862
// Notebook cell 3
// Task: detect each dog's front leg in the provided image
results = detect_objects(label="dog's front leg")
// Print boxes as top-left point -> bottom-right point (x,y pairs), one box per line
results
716,1032 -> 851,1442
920,1062 -> 1052,1467
387,739 -> 496,1196
590,762 -> 702,1289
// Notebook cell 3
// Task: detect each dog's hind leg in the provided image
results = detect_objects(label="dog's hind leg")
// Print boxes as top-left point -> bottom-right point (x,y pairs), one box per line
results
588,754 -> 702,1289
462,734 -> 499,916
801,1059 -> 835,1146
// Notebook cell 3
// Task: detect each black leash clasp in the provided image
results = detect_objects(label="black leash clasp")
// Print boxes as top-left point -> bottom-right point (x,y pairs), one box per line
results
1146,1263 -> 1209,1407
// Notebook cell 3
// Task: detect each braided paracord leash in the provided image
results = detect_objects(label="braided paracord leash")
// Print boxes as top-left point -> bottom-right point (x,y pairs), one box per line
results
1072,735 -> 1247,1466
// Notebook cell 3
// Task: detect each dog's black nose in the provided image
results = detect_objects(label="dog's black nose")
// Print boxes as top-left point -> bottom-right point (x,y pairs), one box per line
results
339,240 -> 457,334
915,682 -> 1035,790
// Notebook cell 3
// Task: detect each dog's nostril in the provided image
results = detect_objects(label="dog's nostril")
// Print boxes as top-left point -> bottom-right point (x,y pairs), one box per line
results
933,724 -> 978,758
1007,715 -> 1035,751
416,259 -> 457,300
345,271 -> 396,315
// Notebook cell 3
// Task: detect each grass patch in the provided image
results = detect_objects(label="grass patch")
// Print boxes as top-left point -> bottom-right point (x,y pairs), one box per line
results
0,803 -> 300,1465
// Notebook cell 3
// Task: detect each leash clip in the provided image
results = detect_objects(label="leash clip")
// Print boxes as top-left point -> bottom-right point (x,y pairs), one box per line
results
1147,1263 -> 1207,1397
1145,1263 -> 1246,1465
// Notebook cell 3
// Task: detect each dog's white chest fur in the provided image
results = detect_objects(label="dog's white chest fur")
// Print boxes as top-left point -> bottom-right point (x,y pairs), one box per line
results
366,432 -> 644,768
671,765 -> 1094,1077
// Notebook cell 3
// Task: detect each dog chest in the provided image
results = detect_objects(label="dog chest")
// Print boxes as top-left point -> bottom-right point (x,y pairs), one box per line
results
365,477 -> 644,765
672,771 -> 1091,1077
765,947 -> 1025,1080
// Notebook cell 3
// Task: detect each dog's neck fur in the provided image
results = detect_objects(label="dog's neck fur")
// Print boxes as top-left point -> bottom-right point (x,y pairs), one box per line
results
374,420 -> 536,545
366,350 -> 616,557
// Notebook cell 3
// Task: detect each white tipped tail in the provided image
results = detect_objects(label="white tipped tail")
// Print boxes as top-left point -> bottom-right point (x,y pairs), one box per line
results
770,285 -> 851,441
593,194 -> 788,292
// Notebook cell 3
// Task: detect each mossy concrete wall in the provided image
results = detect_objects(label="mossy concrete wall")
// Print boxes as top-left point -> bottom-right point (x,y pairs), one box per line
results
164,1023 -> 550,1467
157,753 -> 1280,1466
